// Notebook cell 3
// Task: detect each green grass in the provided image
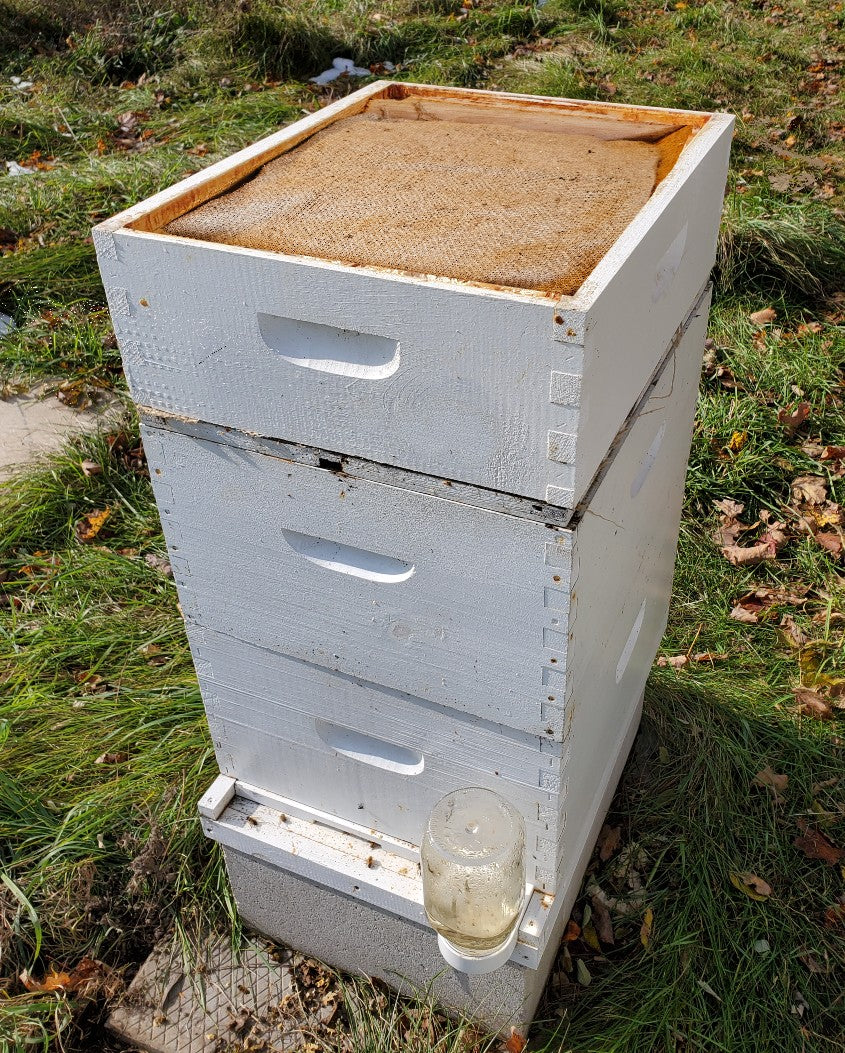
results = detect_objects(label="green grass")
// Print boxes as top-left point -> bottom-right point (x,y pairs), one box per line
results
2,0 -> 845,1048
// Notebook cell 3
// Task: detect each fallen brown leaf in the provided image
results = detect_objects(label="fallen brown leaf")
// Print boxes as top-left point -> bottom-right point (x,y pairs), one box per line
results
814,532 -> 843,557
504,1029 -> 526,1053
794,820 -> 845,865
798,951 -> 829,974
57,379 -> 92,409
80,459 -> 102,477
21,968 -> 73,992
777,401 -> 811,435
753,766 -> 789,796
692,651 -> 729,662
21,958 -> 111,995
823,902 -> 845,929
812,776 -> 841,793
750,307 -> 777,325
144,552 -> 173,577
656,654 -> 690,668
730,604 -> 759,624
712,499 -> 748,547
563,919 -> 581,942
794,687 -> 834,720
95,751 -> 129,765
735,587 -> 810,619
596,823 -> 622,861
821,446 -> 845,460
779,614 -> 808,648
714,498 -> 746,519
722,521 -> 788,565
72,670 -> 105,693
590,893 -> 615,945
792,475 -> 828,505
729,871 -> 772,900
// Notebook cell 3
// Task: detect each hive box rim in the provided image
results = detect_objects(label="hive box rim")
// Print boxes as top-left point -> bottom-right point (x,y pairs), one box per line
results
93,80 -> 734,311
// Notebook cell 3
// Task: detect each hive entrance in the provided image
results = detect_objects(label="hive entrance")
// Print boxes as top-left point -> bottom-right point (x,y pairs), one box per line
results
163,97 -> 688,297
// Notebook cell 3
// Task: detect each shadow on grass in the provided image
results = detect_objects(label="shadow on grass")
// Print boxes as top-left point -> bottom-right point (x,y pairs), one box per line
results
531,671 -> 844,1052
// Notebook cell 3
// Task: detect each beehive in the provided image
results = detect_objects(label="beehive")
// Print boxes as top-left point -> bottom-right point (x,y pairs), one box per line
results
94,81 -> 732,1033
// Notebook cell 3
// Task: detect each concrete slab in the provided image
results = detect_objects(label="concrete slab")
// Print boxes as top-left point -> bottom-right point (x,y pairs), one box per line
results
107,936 -> 339,1053
0,382 -> 122,480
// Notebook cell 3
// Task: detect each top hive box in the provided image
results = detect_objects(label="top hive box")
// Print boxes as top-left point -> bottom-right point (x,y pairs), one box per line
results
94,82 -> 732,514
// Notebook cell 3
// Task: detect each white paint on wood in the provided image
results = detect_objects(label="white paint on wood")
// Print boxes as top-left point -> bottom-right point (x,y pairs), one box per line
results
203,795 -> 429,926
556,291 -> 710,892
235,778 -> 420,862
142,299 -> 704,760
203,685 -> 643,971
203,784 -> 551,966
561,118 -> 732,507
136,414 -> 579,527
189,628 -> 565,885
257,314 -> 402,380
197,773 -> 236,819
549,371 -> 581,407
141,420 -> 575,736
94,84 -> 731,510
152,296 -> 708,899
91,81 -> 722,956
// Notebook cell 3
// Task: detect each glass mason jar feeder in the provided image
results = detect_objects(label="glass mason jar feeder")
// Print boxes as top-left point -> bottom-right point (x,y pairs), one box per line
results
421,788 -> 526,973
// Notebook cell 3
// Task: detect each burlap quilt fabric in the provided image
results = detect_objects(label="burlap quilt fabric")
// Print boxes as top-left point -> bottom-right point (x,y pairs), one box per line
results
164,112 -> 662,296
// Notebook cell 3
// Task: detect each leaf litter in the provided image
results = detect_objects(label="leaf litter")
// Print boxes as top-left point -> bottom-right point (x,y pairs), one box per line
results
753,766 -> 789,801
729,871 -> 773,901
793,820 -> 845,865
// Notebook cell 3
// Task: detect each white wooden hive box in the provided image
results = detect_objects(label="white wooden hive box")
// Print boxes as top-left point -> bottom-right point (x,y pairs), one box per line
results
94,82 -> 732,514
142,288 -> 709,894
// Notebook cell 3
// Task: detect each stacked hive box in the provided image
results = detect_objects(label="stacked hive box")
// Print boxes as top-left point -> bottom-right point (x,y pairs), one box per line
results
94,82 -> 733,1033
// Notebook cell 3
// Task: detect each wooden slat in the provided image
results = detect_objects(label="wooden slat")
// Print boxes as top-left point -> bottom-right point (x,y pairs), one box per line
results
137,411 -> 577,527
364,96 -> 685,143
384,80 -> 712,127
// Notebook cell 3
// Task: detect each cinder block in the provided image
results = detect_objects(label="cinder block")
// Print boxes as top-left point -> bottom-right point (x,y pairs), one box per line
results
220,846 -> 561,1037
